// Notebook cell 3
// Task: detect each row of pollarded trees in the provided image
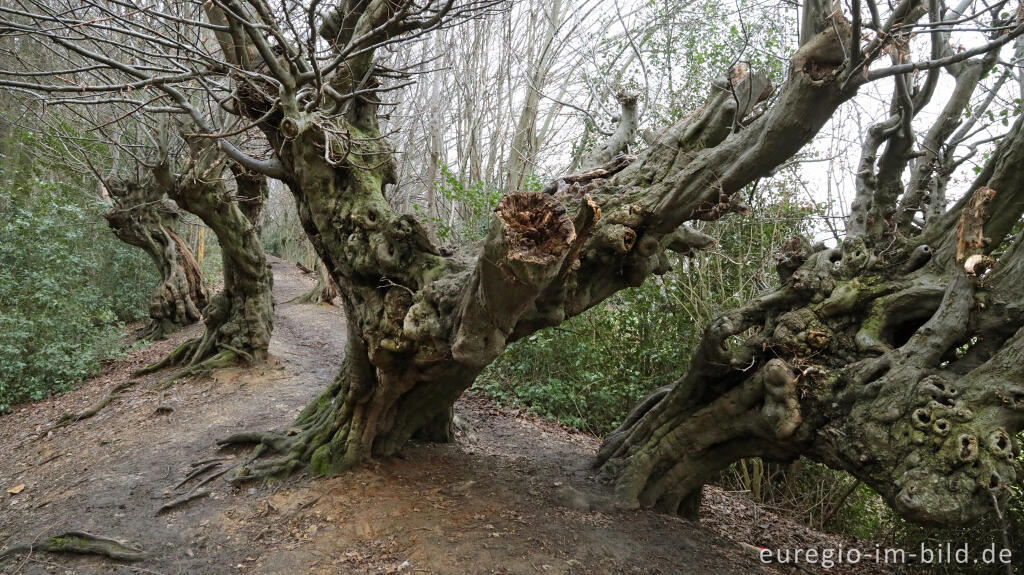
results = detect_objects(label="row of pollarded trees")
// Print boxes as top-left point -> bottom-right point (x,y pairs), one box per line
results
2,0 -> 1022,529
93,124 -> 276,379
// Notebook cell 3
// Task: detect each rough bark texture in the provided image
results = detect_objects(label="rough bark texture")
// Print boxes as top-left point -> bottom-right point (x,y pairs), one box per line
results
597,189 -> 1024,526
216,0 -> 860,483
588,0 -> 1024,528
139,146 -> 274,376
202,0 -> 1024,527
596,93 -> 1024,529
8,0 -> 1023,534
104,178 -> 208,340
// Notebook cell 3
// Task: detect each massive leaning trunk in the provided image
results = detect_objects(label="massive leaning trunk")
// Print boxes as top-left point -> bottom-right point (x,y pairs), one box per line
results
220,0 -> 859,480
199,0 -> 1022,526
596,83 -> 1024,527
597,188 -> 1024,526
104,178 -> 208,340
140,145 -> 274,376
9,0 -> 1024,532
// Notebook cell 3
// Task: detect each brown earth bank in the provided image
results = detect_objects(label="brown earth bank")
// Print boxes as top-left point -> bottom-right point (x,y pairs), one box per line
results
1,256 -> 899,575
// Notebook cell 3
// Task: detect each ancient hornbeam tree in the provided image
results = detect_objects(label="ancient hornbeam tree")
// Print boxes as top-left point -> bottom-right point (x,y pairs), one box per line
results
209,0 -> 864,479
596,5 -> 1024,525
0,4 -> 279,377
103,178 -> 208,340
139,135 -> 275,376
4,0 -> 1022,526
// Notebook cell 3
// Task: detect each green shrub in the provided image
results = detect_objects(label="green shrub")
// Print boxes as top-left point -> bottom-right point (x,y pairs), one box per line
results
0,131 -> 153,413
476,182 -> 818,435
413,163 -> 503,245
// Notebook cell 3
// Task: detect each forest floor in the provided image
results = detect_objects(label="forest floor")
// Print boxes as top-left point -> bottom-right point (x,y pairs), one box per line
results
1,256 -> 900,575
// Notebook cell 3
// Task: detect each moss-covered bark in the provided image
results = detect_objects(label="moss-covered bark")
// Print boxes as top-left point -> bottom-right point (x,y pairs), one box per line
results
596,116 -> 1024,525
598,231 -> 1024,526
207,0 -> 1022,527
591,2 -> 1024,528
139,147 -> 273,376
216,0 -> 859,480
104,178 -> 208,340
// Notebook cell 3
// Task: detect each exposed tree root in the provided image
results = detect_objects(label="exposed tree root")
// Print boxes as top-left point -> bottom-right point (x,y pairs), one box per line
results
156,490 -> 210,515
134,282 -> 270,388
290,285 -> 335,305
152,350 -> 240,390
173,462 -> 221,490
0,531 -> 145,562
215,375 -> 354,482
135,319 -> 178,343
39,380 -> 140,438
134,328 -> 243,389
191,467 -> 231,490
134,337 -> 201,376
158,459 -> 233,514
217,429 -> 315,483
166,459 -> 234,497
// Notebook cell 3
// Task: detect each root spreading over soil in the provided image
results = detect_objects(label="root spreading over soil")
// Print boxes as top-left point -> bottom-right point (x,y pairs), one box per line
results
1,257 -> 895,574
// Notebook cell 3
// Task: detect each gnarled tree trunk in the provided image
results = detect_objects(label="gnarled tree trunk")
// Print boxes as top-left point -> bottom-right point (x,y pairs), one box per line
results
597,188 -> 1024,526
8,0 -> 1024,532
219,0 -> 858,481
140,145 -> 274,376
596,76 -> 1024,528
104,178 -> 208,340
198,0 -> 1023,528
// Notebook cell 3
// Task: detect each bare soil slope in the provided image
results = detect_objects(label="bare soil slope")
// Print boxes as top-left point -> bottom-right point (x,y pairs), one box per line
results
1,257 -> 893,575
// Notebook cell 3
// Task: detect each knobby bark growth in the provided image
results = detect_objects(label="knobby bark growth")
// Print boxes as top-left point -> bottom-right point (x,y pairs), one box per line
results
213,0 -> 864,482
139,139 -> 274,377
7,0 -> 1022,528
598,166 -> 1024,526
596,3 -> 1024,526
104,178 -> 208,340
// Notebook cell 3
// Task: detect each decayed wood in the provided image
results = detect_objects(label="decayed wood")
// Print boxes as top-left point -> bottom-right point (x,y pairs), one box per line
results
9,0 -> 1024,529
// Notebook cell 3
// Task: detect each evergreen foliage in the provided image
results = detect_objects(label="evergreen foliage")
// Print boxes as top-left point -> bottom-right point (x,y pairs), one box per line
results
0,129 -> 153,413
477,180 -> 818,434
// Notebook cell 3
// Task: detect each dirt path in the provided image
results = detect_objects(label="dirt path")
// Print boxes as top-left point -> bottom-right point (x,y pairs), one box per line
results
1,257 -> 893,575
